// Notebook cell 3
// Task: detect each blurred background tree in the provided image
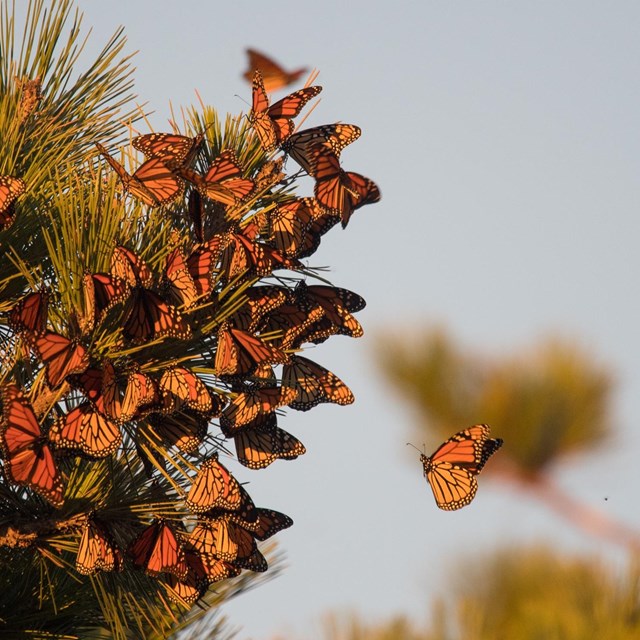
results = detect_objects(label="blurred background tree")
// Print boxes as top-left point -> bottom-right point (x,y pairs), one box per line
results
314,546 -> 640,640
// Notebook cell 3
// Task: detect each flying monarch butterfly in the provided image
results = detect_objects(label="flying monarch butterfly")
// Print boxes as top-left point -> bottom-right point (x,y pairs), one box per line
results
132,132 -> 204,170
221,385 -> 297,432
189,516 -> 257,563
282,124 -> 362,176
76,519 -> 123,575
282,355 -> 354,411
181,150 -> 254,207
49,401 -> 122,458
243,49 -> 307,92
96,142 -> 184,207
232,413 -> 306,469
144,410 -> 208,454
128,519 -> 188,579
110,245 -> 153,288
310,142 -> 381,227
215,323 -> 290,377
9,289 -> 49,334
158,366 -> 218,416
101,360 -> 158,423
249,71 -> 322,152
0,385 -> 64,507
186,454 -> 243,514
294,281 -> 365,339
34,331 -> 89,388
415,424 -> 503,511
0,174 -> 26,230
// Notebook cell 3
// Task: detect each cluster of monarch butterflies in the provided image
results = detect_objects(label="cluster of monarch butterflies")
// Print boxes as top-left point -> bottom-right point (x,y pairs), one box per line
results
0,57 -> 376,607
412,425 -> 503,510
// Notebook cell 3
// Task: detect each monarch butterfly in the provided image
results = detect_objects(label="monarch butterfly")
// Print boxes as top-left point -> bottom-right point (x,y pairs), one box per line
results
128,520 -> 188,579
282,124 -> 361,176
0,386 -> 64,506
9,290 -> 49,334
282,355 -> 354,411
49,402 -> 122,458
76,519 -> 122,575
181,150 -> 254,207
96,142 -> 184,207
34,331 -> 89,388
232,413 -> 306,469
69,367 -> 104,408
110,245 -> 153,288
102,360 -> 159,423
243,49 -> 307,92
266,197 -> 339,259
0,175 -> 26,230
221,385 -> 297,430
122,287 -> 191,344
190,516 -> 256,563
254,157 -> 285,191
228,286 -> 288,334
258,300 -> 325,350
144,410 -> 208,454
310,142 -> 381,227
158,366 -> 218,416
249,71 -> 322,152
218,228 -> 301,282
163,550 -> 212,604
186,454 -> 242,514
82,272 -> 129,327
163,247 -> 200,309
132,132 -> 203,169
294,281 -> 365,339
186,243 -> 218,297
416,424 -> 503,511
215,323 -> 290,377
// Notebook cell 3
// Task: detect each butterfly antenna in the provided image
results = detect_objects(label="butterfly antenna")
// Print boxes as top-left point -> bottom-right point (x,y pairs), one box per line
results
406,442 -> 423,454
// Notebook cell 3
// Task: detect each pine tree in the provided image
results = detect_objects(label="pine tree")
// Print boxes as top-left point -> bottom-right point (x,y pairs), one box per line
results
0,1 -> 380,637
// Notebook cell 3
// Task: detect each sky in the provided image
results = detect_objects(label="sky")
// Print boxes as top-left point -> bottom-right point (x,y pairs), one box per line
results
38,1 -> 640,638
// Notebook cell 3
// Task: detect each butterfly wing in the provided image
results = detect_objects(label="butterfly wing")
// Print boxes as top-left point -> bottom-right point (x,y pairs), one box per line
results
0,175 -> 26,229
1,388 -> 64,506
421,425 -> 503,510
244,49 -> 307,91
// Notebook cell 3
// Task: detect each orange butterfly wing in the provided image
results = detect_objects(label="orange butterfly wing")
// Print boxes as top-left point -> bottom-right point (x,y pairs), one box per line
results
128,520 -> 187,579
49,402 -> 121,458
0,175 -> 26,229
186,454 -> 242,514
244,49 -> 307,92
76,520 -> 122,575
1,387 -> 64,506
421,425 -> 503,511
34,332 -> 89,388
9,290 -> 49,334
282,355 -> 354,411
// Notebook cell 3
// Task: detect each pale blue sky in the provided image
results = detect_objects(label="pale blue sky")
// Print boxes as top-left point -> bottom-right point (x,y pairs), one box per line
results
55,2 -> 640,637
